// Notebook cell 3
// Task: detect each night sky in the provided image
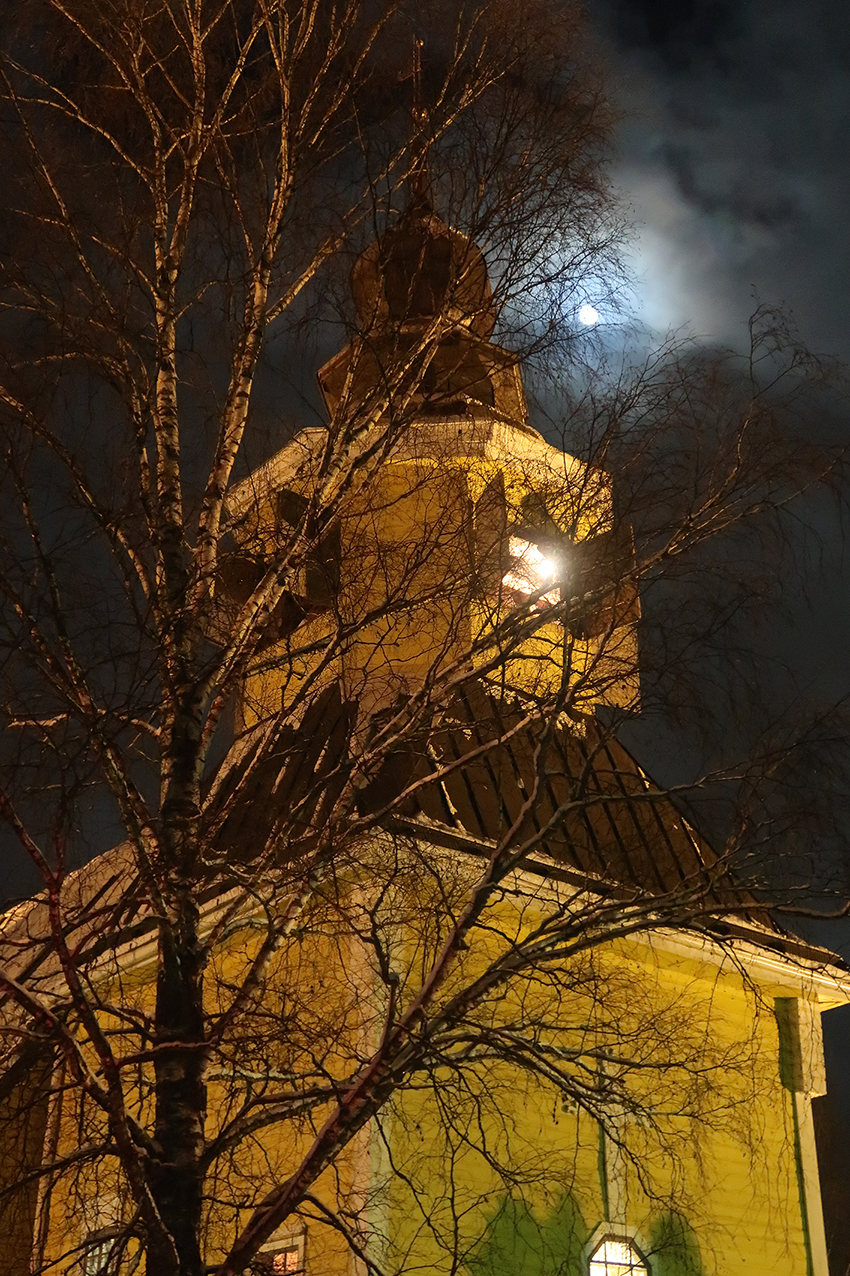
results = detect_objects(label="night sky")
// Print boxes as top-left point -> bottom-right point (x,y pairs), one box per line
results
570,0 -> 850,728
585,0 -> 850,1252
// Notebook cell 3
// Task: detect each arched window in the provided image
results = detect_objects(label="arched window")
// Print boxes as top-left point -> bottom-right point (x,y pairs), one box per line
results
588,1235 -> 649,1276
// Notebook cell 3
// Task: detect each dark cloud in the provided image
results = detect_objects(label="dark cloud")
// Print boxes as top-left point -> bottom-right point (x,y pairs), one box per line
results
588,0 -> 850,355
600,0 -> 742,67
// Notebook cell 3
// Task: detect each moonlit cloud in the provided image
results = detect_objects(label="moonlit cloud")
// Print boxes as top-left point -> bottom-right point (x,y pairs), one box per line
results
615,160 -> 773,340
589,0 -> 850,358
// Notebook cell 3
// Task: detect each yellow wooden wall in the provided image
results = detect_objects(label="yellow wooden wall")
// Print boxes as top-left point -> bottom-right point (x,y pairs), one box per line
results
16,866 -> 825,1276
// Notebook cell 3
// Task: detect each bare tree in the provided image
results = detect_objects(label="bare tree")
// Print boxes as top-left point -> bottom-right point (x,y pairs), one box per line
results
0,2 -> 846,1275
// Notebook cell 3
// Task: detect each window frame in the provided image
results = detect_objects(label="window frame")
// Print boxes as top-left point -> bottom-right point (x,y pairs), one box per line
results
81,1228 -> 121,1276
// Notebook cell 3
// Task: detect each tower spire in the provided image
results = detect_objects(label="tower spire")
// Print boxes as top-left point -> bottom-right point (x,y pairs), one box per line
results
409,35 -> 429,206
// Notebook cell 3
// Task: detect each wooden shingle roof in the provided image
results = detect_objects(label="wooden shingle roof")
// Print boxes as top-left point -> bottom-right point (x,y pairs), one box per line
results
1,679 -> 840,987
203,679 -> 739,906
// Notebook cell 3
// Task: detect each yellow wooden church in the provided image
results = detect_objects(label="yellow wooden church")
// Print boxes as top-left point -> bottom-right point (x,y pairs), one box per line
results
0,186 -> 846,1276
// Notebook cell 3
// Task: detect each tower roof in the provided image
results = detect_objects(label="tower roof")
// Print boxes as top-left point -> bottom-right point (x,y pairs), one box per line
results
351,192 -> 496,338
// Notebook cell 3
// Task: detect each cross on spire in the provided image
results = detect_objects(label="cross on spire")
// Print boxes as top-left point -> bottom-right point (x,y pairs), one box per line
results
411,36 -> 425,126
408,35 -> 429,205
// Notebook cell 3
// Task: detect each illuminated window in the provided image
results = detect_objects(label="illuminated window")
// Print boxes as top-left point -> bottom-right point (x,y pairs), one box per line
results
82,1233 -> 116,1276
271,1249 -> 301,1274
588,1236 -> 648,1276
502,535 -> 560,605
259,1236 -> 306,1275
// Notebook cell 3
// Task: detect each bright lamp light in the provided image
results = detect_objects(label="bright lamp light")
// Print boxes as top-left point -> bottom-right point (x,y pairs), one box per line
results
503,536 -> 560,605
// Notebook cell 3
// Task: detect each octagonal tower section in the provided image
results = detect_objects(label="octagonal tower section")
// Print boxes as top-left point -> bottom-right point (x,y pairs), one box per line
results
222,195 -> 639,728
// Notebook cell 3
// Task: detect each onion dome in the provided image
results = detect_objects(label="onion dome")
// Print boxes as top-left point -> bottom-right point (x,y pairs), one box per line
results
351,193 -> 496,338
